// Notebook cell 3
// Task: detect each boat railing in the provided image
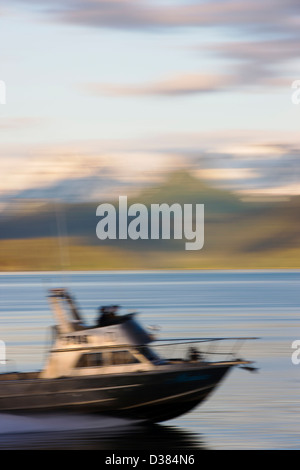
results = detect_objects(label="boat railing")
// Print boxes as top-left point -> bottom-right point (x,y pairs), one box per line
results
151,337 -> 258,366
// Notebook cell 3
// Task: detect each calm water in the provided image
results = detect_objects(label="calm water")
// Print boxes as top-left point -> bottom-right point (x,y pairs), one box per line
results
0,270 -> 299,450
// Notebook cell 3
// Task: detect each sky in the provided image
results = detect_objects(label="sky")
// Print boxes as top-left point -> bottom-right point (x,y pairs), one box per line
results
1,0 -> 300,202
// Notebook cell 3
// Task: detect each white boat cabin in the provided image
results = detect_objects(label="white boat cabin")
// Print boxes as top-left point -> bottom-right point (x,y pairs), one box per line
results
41,289 -> 162,379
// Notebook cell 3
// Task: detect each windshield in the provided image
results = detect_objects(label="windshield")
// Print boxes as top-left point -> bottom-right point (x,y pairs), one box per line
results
137,346 -> 166,364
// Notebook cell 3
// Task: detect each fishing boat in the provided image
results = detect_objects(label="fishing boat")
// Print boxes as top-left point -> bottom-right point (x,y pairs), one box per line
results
0,289 -> 257,422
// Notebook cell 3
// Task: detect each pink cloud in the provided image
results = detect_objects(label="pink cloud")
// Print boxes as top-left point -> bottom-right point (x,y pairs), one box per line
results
84,72 -> 233,97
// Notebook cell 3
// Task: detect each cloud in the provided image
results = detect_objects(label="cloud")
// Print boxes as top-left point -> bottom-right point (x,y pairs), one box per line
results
238,182 -> 300,197
9,0 -> 300,95
84,73 -> 232,97
201,37 -> 300,85
207,38 -> 300,66
12,0 -> 300,35
0,145 -> 184,200
1,134 -> 300,200
191,143 -> 300,194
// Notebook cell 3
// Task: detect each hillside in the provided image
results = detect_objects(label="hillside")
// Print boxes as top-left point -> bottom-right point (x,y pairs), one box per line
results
0,170 -> 299,270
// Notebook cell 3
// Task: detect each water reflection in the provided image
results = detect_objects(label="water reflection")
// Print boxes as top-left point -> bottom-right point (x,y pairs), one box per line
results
0,421 -> 206,450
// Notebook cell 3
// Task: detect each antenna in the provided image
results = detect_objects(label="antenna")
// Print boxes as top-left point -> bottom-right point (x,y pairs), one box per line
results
54,199 -> 70,285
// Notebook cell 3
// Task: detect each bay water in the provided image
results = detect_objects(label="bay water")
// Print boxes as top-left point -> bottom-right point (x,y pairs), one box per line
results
0,270 -> 299,449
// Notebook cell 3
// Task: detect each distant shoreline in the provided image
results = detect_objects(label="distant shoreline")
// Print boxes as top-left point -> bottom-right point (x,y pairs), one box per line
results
0,235 -> 299,272
0,268 -> 299,274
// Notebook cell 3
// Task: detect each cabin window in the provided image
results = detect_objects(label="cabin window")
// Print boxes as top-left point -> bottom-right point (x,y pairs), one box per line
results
109,350 -> 139,365
76,352 -> 103,368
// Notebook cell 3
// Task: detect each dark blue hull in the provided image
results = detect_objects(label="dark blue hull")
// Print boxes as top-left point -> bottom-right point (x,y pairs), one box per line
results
0,363 -> 233,422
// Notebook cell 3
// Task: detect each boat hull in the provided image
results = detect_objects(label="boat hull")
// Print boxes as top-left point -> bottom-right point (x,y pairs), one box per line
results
0,363 -> 233,422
